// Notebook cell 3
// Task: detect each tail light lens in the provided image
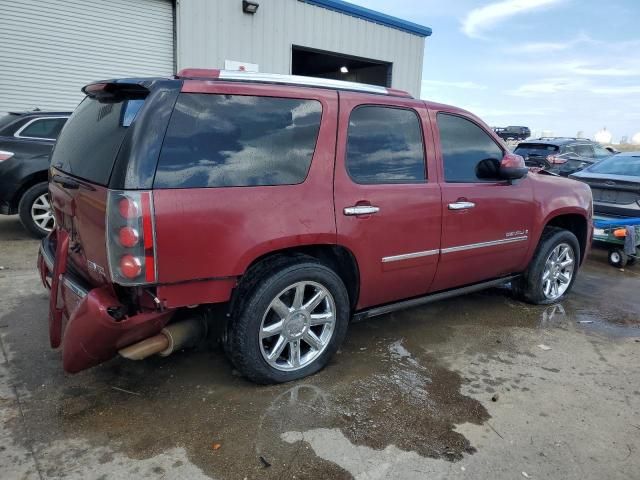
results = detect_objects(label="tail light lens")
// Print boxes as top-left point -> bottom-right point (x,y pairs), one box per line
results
106,190 -> 157,285
0,150 -> 14,161
547,154 -> 567,165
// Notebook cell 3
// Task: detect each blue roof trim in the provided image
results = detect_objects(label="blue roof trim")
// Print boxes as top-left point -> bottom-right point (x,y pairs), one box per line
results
298,0 -> 432,37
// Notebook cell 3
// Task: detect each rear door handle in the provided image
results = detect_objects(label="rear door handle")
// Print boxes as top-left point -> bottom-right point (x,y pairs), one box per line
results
448,201 -> 476,210
344,205 -> 380,216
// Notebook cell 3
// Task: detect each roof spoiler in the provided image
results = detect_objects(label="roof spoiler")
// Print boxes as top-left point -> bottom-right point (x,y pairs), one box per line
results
81,82 -> 149,99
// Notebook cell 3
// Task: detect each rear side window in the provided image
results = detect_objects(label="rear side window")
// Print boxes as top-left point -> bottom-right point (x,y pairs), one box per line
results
437,113 -> 503,182
51,98 -> 143,185
18,117 -> 67,139
346,106 -> 425,184
572,144 -> 594,158
154,94 -> 322,188
592,144 -> 611,159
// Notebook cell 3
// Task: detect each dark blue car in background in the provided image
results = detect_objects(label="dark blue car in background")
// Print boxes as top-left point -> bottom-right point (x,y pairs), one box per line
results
0,111 -> 70,237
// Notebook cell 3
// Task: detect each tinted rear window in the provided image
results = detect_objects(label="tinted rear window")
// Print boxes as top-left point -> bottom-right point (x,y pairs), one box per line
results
346,106 -> 426,184
51,97 -> 143,185
589,155 -> 640,177
154,94 -> 322,188
514,143 -> 558,157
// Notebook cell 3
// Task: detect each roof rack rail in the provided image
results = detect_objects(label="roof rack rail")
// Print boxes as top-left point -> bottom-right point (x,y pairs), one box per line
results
176,68 -> 413,98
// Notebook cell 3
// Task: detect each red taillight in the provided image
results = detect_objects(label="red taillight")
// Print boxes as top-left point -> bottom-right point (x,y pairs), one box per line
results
107,191 -> 157,285
119,254 -> 142,279
0,150 -> 14,161
118,226 -> 140,247
140,193 -> 156,283
547,154 -> 567,165
118,197 -> 139,219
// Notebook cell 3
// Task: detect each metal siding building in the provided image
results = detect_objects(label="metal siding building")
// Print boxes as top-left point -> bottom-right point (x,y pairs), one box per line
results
177,0 -> 428,96
0,0 -> 175,113
0,0 -> 430,113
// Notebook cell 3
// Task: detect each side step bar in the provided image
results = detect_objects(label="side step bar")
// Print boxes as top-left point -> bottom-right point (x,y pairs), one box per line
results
352,275 -> 520,322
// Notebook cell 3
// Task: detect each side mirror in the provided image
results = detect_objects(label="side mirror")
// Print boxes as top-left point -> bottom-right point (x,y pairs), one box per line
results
499,153 -> 528,181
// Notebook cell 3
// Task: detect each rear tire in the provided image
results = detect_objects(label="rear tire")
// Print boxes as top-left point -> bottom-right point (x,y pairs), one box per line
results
608,249 -> 628,268
18,182 -> 55,238
514,227 -> 580,305
226,258 -> 350,384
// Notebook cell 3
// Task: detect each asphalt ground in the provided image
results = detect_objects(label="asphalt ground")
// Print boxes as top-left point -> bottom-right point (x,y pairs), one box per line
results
0,214 -> 638,479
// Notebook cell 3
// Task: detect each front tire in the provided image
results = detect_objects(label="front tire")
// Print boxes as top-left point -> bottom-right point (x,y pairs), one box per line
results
514,227 -> 580,305
226,258 -> 350,384
18,182 -> 55,238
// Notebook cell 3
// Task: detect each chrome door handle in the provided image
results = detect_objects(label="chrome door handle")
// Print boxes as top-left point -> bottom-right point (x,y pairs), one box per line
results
448,201 -> 476,210
344,205 -> 380,216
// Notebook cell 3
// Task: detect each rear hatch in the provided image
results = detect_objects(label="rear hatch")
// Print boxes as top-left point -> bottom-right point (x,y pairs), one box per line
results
572,173 -> 640,215
49,86 -> 147,288
514,143 -> 558,168
571,154 -> 640,215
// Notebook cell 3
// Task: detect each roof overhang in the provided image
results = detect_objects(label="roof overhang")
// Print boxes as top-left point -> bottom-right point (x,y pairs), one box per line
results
298,0 -> 432,37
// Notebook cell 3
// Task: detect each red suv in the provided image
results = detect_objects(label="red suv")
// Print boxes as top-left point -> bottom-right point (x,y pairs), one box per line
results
38,69 -> 593,384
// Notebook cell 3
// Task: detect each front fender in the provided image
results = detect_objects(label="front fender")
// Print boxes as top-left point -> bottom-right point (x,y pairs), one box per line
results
525,174 -> 592,266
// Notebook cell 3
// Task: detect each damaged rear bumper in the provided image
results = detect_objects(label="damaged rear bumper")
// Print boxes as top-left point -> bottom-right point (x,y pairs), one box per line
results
37,231 -> 173,373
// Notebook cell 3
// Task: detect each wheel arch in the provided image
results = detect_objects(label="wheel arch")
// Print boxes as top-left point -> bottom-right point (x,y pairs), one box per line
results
543,212 -> 589,264
232,244 -> 360,312
12,171 -> 49,210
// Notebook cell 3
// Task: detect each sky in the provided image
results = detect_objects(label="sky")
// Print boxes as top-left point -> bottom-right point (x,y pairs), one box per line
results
349,0 -> 640,142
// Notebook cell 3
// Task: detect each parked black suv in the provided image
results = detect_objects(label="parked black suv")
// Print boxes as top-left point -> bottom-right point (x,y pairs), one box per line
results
493,126 -> 531,141
514,137 -> 614,177
0,111 -> 70,237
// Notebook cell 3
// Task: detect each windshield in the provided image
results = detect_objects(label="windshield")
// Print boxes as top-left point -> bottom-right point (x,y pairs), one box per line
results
588,154 -> 640,177
514,143 -> 558,157
50,97 -> 144,185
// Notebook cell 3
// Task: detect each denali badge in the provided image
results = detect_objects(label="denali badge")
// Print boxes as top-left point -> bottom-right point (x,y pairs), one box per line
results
506,229 -> 528,238
87,260 -> 106,277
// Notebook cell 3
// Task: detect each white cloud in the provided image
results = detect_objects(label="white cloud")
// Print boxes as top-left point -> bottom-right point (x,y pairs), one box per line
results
590,85 -> 640,95
567,64 -> 640,77
505,33 -> 592,53
461,0 -> 565,38
421,79 -> 487,90
499,59 -> 640,79
508,77 -> 640,97
508,78 -> 583,96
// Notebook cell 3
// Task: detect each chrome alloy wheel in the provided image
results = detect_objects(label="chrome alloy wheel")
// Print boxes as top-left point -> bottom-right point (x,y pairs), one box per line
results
542,243 -> 575,300
259,281 -> 336,372
31,193 -> 55,232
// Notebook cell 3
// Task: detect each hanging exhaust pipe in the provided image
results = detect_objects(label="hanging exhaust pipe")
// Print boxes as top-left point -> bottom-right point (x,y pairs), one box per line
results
118,316 -> 207,360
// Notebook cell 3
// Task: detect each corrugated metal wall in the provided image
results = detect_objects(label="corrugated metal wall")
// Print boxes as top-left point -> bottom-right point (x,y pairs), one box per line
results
176,0 -> 425,96
0,0 -> 174,113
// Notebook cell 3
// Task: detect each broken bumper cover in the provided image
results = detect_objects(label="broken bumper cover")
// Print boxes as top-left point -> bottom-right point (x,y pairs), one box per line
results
37,232 -> 173,373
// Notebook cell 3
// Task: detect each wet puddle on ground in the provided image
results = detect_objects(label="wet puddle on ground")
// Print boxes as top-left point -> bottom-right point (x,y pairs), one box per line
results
2,252 -> 639,478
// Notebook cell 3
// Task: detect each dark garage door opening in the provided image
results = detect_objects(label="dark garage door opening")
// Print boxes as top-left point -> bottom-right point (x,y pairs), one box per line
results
292,46 -> 391,87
